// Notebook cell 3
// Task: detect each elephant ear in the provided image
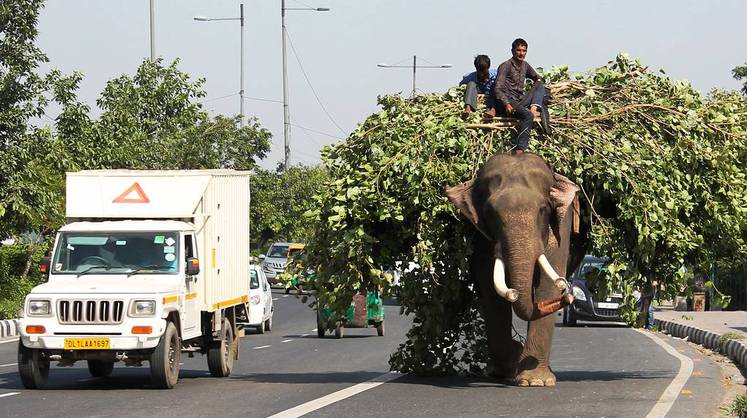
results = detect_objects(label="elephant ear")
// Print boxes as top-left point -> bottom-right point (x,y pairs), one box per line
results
549,173 -> 581,245
445,180 -> 491,239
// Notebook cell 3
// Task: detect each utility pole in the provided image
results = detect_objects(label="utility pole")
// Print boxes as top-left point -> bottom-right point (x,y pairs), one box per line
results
377,56 -> 452,98
149,0 -> 155,61
281,0 -> 290,168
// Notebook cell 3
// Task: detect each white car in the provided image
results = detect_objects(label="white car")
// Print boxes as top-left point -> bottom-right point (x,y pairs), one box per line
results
248,265 -> 274,333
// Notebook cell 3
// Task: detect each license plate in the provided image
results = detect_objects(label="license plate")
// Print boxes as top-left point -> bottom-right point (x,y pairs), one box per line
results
597,302 -> 619,309
64,338 -> 110,350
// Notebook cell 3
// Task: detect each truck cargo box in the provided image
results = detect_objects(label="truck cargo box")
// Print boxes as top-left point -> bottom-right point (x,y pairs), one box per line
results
66,170 -> 251,312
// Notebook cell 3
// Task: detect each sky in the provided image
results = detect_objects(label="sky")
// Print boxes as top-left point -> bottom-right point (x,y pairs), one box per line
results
36,0 -> 747,169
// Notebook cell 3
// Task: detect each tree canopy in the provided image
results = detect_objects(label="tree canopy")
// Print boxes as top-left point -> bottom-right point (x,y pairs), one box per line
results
734,62 -> 747,96
250,164 -> 329,252
301,54 -> 747,375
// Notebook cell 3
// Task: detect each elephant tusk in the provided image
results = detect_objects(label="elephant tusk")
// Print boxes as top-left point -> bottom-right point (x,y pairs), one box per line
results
493,258 -> 519,302
537,254 -> 569,291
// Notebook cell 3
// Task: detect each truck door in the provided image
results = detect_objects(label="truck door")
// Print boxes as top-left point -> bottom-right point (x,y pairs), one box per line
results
183,233 -> 201,339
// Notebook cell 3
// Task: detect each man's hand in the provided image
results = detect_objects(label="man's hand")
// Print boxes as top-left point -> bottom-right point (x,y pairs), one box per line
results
505,103 -> 514,114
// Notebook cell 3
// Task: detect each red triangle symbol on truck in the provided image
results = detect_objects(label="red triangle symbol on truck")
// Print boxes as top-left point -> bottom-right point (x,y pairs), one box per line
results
112,182 -> 150,203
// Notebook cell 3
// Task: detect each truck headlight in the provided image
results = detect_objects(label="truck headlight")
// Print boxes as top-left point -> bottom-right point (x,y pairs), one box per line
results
250,295 -> 261,305
27,300 -> 51,316
572,286 -> 587,301
130,300 -> 156,317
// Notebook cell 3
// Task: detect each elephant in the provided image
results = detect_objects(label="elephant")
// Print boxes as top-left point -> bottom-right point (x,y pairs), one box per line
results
446,151 -> 584,387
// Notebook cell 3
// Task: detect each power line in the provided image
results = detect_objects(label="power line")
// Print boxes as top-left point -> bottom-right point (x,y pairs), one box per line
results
199,93 -> 238,104
290,122 -> 345,140
244,96 -> 284,104
285,29 -> 347,136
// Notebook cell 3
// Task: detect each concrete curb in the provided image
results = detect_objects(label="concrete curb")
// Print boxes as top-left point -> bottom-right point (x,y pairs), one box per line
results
656,318 -> 747,370
0,319 -> 19,340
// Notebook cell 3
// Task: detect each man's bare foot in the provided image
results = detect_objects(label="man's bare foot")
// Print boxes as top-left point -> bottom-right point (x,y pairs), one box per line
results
461,105 -> 472,120
529,105 -> 541,119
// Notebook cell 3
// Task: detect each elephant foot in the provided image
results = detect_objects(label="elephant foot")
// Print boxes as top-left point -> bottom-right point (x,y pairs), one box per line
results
515,367 -> 556,387
488,339 -> 523,379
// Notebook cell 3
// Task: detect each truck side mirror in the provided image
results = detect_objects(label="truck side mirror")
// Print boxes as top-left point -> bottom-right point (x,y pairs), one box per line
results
40,256 -> 51,279
186,257 -> 200,276
258,254 -> 266,260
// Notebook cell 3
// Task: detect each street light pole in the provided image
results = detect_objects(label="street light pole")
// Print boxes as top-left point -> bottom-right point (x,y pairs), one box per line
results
194,4 -> 246,126
377,56 -> 452,98
280,3 -> 329,169
239,3 -> 244,126
149,0 -> 155,61
281,0 -> 290,168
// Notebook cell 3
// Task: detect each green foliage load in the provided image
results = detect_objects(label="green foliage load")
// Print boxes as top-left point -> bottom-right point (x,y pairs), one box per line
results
303,54 -> 747,375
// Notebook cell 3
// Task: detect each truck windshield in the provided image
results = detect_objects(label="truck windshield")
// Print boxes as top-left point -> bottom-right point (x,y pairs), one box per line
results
52,232 -> 179,275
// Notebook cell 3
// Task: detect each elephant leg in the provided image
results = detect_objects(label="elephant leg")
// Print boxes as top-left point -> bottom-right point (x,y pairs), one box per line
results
472,236 -> 522,378
516,264 -> 562,387
480,289 -> 522,378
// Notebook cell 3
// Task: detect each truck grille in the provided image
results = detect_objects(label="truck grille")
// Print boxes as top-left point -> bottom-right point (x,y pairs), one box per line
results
57,300 -> 125,324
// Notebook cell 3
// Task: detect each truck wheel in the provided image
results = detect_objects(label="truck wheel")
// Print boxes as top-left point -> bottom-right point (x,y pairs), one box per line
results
334,323 -> 343,339
87,360 -> 114,378
207,318 -> 234,377
376,321 -> 385,337
264,317 -> 272,332
18,341 -> 50,389
149,321 -> 180,389
256,320 -> 266,334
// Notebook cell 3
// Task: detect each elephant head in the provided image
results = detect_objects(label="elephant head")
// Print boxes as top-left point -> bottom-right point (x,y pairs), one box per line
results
447,152 -> 580,321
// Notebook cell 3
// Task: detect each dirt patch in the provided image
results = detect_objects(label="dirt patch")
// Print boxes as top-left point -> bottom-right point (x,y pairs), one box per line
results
686,344 -> 746,418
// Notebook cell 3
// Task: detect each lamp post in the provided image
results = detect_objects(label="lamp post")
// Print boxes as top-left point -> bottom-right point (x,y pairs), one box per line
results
377,56 -> 452,97
281,1 -> 329,168
149,0 -> 156,61
194,4 -> 245,126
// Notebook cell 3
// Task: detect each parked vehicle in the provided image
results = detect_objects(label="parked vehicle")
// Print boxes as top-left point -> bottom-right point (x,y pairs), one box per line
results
260,242 -> 304,284
18,170 -> 252,389
563,255 -> 624,326
246,265 -> 273,333
317,289 -> 385,338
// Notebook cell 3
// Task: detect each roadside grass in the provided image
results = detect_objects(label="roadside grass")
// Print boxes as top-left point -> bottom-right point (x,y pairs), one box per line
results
720,332 -> 747,346
723,393 -> 747,418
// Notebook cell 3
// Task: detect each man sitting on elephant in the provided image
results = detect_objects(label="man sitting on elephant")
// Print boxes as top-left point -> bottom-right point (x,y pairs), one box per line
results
492,38 -> 552,151
460,54 -> 498,119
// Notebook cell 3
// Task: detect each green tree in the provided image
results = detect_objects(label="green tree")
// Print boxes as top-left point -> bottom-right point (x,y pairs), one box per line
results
734,62 -> 747,95
250,164 -> 328,252
0,0 -> 79,238
57,59 -> 272,171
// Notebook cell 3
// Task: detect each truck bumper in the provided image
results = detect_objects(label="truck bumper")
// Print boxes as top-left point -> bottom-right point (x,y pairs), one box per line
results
20,318 -> 167,351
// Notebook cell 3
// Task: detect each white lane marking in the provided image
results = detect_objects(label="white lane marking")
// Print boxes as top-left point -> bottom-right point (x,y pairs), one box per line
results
273,298 -> 279,301
252,345 -> 271,350
301,333 -> 309,338
282,295 -> 290,298
0,338 -> 19,345
282,339 -> 293,343
0,363 -> 16,367
311,328 -> 318,332
268,372 -> 400,418
0,392 -> 20,399
635,329 -> 694,418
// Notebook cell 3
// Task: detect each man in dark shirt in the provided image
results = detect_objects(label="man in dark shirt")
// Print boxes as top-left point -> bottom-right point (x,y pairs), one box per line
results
460,54 -> 498,118
494,38 -> 551,152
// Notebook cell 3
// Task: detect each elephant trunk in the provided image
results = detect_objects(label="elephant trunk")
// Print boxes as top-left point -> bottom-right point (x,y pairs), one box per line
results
503,249 -> 573,321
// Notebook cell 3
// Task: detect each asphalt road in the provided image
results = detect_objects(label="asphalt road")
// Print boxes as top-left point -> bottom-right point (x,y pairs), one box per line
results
0,289 -> 728,417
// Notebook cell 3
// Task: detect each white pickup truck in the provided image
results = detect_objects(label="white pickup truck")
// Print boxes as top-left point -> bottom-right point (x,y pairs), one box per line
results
18,170 -> 252,389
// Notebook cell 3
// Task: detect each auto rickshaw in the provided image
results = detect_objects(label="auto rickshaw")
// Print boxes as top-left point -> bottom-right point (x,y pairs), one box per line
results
317,289 -> 384,338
